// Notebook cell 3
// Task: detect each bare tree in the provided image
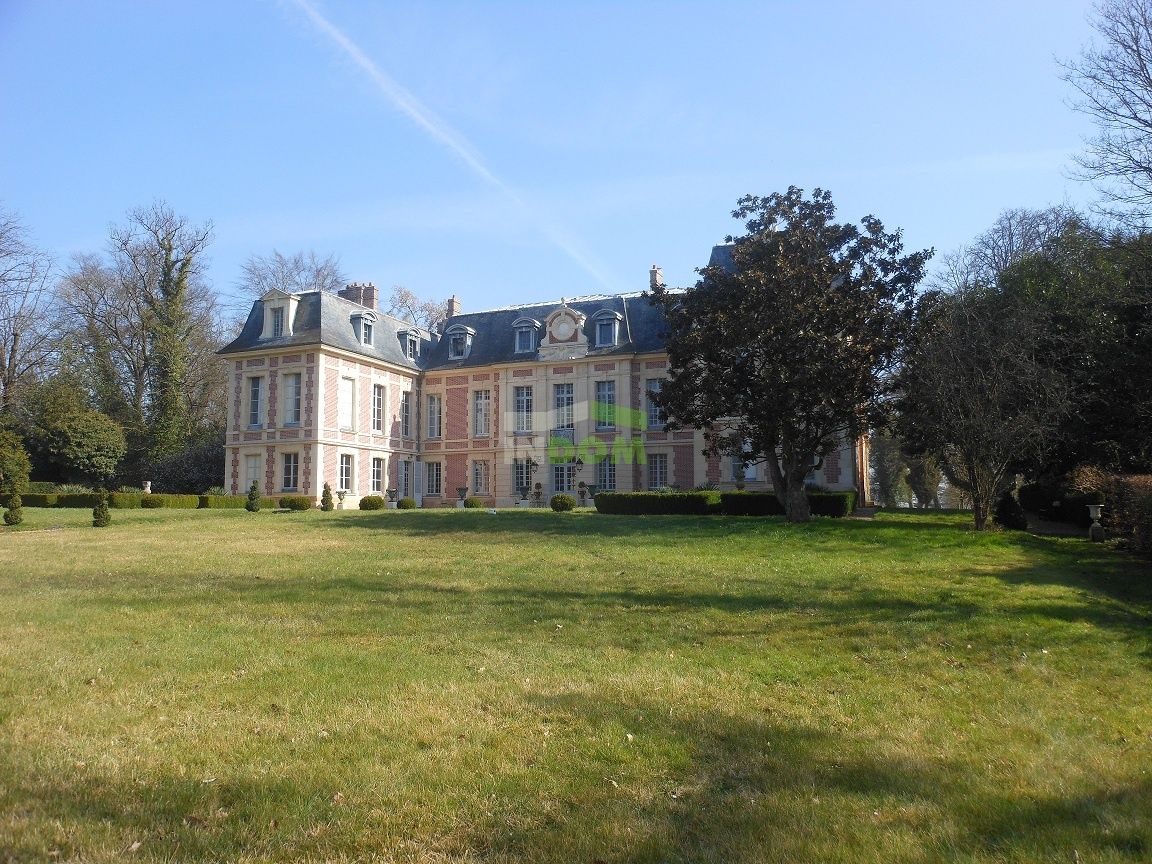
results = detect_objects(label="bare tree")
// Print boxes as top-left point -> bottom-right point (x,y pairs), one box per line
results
385,284 -> 447,330
0,209 -> 57,413
898,288 -> 1070,530
238,250 -> 345,297
1063,0 -> 1152,220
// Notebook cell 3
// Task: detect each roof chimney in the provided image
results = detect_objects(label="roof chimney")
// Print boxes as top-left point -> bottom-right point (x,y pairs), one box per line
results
338,282 -> 377,309
649,265 -> 663,290
446,294 -> 462,318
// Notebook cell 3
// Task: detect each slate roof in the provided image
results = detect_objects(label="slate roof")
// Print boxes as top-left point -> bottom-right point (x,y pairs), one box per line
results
218,291 -> 429,371
218,288 -> 674,371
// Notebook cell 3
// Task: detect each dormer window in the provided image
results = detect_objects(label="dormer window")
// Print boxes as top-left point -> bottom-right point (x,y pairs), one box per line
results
271,307 -> 285,338
259,290 -> 299,340
351,310 -> 378,347
407,334 -> 418,359
512,317 -> 541,353
446,324 -> 476,360
592,310 -> 623,348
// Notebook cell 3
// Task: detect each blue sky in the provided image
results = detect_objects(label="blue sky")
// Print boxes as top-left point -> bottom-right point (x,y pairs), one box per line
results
0,1 -> 1100,317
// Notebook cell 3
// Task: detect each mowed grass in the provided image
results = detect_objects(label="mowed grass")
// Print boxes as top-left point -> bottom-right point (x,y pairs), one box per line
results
0,508 -> 1149,863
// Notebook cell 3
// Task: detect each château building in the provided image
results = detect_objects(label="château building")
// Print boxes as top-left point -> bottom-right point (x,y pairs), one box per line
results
217,265 -> 870,507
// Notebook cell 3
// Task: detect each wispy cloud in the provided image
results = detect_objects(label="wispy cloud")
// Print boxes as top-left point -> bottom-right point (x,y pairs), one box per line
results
286,0 -> 622,292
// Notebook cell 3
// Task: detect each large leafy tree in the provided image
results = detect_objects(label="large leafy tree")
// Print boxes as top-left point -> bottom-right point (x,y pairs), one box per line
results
649,188 -> 931,522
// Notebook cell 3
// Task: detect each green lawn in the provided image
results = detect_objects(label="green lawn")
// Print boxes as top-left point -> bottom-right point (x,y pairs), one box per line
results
1,507 -> 1149,863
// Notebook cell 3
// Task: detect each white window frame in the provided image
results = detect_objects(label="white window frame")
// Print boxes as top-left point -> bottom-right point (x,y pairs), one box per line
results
372,384 -> 385,433
271,306 -> 285,338
595,456 -> 616,491
648,453 -> 668,490
513,459 -> 533,493
361,319 -> 373,345
400,391 -> 412,438
596,318 -> 617,347
447,325 -> 475,360
472,460 -> 490,495
515,326 -> 536,353
283,372 -> 302,426
553,464 -> 575,493
646,378 -> 665,430
514,385 -> 533,433
553,383 -> 574,430
339,453 -> 354,492
426,461 -> 443,496
473,390 -> 491,437
244,453 -> 262,493
406,334 -> 418,359
247,376 -> 263,429
282,452 -> 299,491
371,457 -> 384,493
427,394 -> 442,438
338,377 -> 355,431
594,380 -> 615,431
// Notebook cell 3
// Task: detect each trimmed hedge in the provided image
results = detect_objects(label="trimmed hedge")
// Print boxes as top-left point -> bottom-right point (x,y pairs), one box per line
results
55,493 -> 102,508
109,492 -> 144,509
397,497 -> 417,509
719,491 -> 857,517
280,496 -> 313,511
359,495 -> 385,511
594,491 -> 720,515
19,493 -> 57,508
198,495 -> 249,509
139,494 -> 201,509
808,491 -> 857,517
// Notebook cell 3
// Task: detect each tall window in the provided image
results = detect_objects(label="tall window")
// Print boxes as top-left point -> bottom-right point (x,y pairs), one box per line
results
427,394 -> 442,438
372,384 -> 385,433
473,390 -> 491,436
732,455 -> 758,482
283,373 -> 301,426
247,377 -> 263,428
406,335 -> 418,359
371,457 -> 384,493
400,391 -> 412,438
594,380 -> 615,430
648,453 -> 668,489
513,459 -> 533,493
646,379 -> 665,429
271,307 -> 285,338
515,326 -> 536,353
553,464 -> 575,492
553,383 -> 574,429
244,454 -> 261,493
399,460 -> 412,497
338,377 -> 355,430
472,460 -> 490,495
282,453 -> 299,491
514,385 -> 533,433
595,456 -> 616,491
361,319 -> 374,345
426,461 -> 443,496
339,454 -> 354,492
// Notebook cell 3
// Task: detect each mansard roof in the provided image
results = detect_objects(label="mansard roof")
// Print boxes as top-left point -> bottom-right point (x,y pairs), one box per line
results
218,290 -> 428,370
423,292 -> 668,370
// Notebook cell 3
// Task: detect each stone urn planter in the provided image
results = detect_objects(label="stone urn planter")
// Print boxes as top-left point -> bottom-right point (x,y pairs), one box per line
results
386,488 -> 398,509
456,486 -> 469,509
1088,503 -> 1105,542
517,485 -> 532,508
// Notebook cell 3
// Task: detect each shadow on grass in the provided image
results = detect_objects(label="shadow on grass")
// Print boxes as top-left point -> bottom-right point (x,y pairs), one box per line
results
5,691 -> 1147,863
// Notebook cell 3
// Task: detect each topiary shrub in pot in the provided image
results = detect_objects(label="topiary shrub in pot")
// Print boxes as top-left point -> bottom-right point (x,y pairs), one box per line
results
397,497 -> 417,509
320,482 -> 334,512
359,495 -> 385,510
551,493 -> 576,512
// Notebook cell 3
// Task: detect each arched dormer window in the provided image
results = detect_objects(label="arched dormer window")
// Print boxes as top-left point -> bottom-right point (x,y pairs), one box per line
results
398,328 -> 420,360
446,323 -> 476,360
592,309 -> 623,348
512,317 -> 541,353
351,310 -> 378,346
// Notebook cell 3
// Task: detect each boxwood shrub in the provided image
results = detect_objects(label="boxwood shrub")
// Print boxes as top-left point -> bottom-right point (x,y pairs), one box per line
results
280,496 -> 313,511
719,490 -> 856,517
397,497 -> 417,509
594,491 -> 720,515
807,491 -> 857,517
358,495 -> 385,510
463,496 -> 485,509
18,493 -> 57,508
550,493 -> 576,512
109,492 -> 143,509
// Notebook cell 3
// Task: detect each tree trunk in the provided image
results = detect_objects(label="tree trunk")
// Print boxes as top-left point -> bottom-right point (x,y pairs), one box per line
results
785,475 -> 811,522
769,450 -> 812,523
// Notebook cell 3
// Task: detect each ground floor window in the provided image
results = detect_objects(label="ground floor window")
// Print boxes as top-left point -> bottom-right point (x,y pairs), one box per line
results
339,453 -> 354,492
399,460 -> 412,497
648,453 -> 668,490
553,464 -> 575,493
244,454 -> 261,493
595,456 -> 616,491
512,459 -> 533,495
282,453 -> 298,491
371,457 -> 384,493
426,461 -> 442,495
472,460 -> 490,495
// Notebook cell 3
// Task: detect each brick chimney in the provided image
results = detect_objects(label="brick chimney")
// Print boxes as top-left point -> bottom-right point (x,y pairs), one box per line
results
338,282 -> 378,309
446,295 -> 462,318
649,265 -> 663,290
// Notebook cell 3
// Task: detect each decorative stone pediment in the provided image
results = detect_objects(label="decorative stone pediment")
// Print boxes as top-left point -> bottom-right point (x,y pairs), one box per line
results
539,302 -> 588,360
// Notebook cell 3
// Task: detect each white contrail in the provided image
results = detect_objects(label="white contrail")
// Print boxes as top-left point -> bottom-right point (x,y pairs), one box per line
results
287,0 -> 620,292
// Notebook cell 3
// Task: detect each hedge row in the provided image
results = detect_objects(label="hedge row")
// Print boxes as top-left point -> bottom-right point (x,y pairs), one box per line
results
592,490 -> 856,517
593,492 -> 721,515
1018,483 -> 1104,527
1,493 -> 285,510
